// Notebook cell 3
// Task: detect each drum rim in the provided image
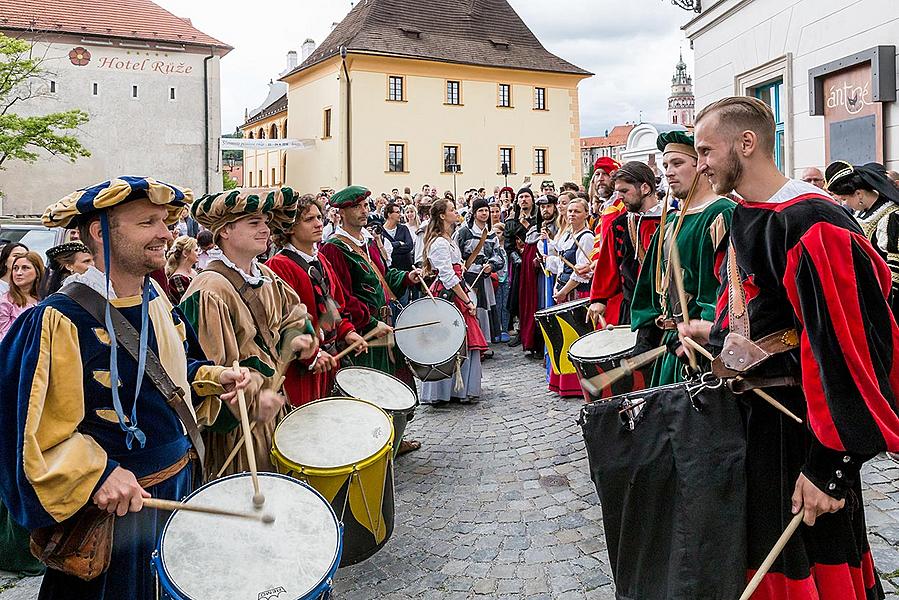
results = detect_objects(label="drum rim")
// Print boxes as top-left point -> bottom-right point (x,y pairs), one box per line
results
333,366 -> 418,412
393,296 -> 466,358
534,297 -> 590,317
272,396 -> 395,475
154,472 -> 343,600
567,329 -> 636,362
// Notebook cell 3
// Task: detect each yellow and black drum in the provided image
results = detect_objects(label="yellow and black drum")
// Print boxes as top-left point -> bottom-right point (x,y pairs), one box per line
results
535,298 -> 593,375
271,397 -> 395,567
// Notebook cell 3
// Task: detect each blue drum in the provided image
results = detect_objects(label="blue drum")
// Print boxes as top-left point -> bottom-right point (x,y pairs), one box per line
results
153,472 -> 342,599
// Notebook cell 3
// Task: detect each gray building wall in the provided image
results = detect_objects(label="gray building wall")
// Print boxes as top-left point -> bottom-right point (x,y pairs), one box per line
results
0,32 -> 224,215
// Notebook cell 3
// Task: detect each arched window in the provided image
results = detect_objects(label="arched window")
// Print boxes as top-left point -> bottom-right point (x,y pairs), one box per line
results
248,131 -> 255,139
270,123 -> 278,139
281,154 -> 287,183
258,127 -> 265,139
282,119 -> 288,137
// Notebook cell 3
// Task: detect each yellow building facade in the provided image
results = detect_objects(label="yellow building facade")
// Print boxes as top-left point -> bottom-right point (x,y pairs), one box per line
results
279,0 -> 590,195
240,94 -> 287,188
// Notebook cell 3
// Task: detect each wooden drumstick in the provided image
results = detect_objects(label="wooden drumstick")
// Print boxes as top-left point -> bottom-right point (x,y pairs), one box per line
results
581,345 -> 667,396
143,498 -> 275,524
233,360 -> 264,508
681,337 -> 803,424
667,239 -> 698,372
585,309 -> 613,331
216,423 -> 256,479
419,278 -> 437,304
739,512 -> 803,600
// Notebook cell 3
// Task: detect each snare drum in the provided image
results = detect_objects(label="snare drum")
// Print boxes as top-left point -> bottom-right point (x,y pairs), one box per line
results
535,298 -> 592,375
334,367 -> 418,457
394,297 -> 467,381
579,377 -> 748,600
568,328 -> 650,400
153,472 -> 342,600
271,397 -> 395,566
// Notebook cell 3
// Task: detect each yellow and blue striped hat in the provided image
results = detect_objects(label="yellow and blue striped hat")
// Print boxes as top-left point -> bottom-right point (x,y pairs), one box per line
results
43,176 -> 192,229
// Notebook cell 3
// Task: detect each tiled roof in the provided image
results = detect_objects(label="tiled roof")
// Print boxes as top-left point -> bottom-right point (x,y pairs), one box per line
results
581,125 -> 635,149
1,0 -> 231,51
241,93 -> 287,128
284,0 -> 590,78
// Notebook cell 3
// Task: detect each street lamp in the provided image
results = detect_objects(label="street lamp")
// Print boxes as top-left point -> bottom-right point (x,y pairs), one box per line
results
501,162 -> 510,188
669,0 -> 701,12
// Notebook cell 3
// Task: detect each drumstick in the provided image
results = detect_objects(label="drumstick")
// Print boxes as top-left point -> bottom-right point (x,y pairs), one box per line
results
580,345 -> 667,396
681,337 -> 803,424
394,320 -> 440,333
216,423 -> 256,479
419,278 -> 437,304
233,360 -> 264,508
143,498 -> 275,524
667,240 -> 698,372
739,512 -> 803,600
585,309 -> 613,332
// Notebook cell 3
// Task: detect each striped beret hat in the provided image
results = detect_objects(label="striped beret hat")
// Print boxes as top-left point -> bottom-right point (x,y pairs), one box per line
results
42,176 -> 192,228
191,187 -> 299,234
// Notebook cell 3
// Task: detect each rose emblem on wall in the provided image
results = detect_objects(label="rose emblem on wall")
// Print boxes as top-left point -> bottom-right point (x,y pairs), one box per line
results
68,47 -> 91,66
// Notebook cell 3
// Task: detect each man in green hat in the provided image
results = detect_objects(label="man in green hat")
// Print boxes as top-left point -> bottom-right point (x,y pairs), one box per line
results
630,130 -> 736,385
180,186 -> 318,479
320,185 -> 422,454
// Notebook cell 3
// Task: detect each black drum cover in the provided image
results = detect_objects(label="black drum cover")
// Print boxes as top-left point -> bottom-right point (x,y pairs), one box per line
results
579,377 -> 749,600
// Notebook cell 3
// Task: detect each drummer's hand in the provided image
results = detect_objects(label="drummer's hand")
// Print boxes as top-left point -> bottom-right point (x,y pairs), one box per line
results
552,290 -> 566,304
344,331 -> 369,355
291,333 -> 318,361
219,366 -> 251,403
253,389 -> 286,423
466,301 -> 477,316
312,350 -> 338,374
372,320 -> 393,339
792,473 -> 845,526
575,263 -> 592,277
533,256 -> 543,267
407,269 -> 422,284
93,467 -> 150,516
587,302 -> 606,324
482,264 -> 493,275
675,320 -> 713,349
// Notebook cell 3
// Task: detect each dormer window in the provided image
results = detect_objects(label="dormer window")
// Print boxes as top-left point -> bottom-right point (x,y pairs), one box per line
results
400,27 -> 421,39
490,39 -> 510,50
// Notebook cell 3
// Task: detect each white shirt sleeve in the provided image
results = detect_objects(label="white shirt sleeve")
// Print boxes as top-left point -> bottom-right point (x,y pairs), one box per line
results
429,238 -> 461,289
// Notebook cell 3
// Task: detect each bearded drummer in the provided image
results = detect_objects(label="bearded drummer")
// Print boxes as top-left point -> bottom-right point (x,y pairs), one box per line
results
587,162 -> 663,326
179,187 -> 319,478
630,131 -> 735,385
419,198 -> 486,406
266,194 -> 370,407
0,177 -> 250,599
683,96 -> 899,599
320,185 -> 423,455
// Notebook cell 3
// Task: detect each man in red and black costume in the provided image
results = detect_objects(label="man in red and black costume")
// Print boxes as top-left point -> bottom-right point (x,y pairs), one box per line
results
685,95 -> 899,599
590,157 -> 623,242
587,161 -> 663,326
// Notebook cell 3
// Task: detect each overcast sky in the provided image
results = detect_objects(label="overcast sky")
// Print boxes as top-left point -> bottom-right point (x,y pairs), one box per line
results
155,0 -> 696,137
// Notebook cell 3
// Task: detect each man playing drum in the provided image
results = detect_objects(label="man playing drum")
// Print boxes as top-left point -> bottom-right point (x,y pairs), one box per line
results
630,131 -> 735,385
685,96 -> 899,599
0,177 -> 250,599
180,187 -> 318,478
320,185 -> 423,455
266,194 -> 370,406
587,162 -> 663,326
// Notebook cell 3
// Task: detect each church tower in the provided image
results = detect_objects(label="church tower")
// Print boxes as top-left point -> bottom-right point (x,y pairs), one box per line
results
668,51 -> 695,127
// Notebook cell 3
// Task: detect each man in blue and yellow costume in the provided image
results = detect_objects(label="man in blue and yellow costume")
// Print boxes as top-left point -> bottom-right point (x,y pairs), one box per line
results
0,177 -> 249,600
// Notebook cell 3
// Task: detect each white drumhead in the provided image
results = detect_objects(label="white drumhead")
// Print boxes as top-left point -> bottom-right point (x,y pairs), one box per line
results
335,367 -> 417,412
394,298 -> 466,364
274,398 -> 392,468
569,328 -> 637,359
535,297 -> 590,317
160,473 -> 339,599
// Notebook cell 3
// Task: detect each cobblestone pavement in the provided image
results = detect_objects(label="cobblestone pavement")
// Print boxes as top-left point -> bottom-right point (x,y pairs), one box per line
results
3,344 -> 899,598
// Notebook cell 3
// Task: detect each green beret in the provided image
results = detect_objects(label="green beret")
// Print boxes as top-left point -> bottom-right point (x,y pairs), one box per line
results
656,130 -> 697,158
330,185 -> 371,209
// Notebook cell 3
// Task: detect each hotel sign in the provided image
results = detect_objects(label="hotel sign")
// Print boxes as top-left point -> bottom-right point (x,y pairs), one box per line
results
809,46 -> 896,165
68,46 -> 196,76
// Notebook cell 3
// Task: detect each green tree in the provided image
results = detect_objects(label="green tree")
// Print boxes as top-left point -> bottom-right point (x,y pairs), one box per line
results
222,170 -> 238,190
0,34 -> 90,174
582,163 -> 595,190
